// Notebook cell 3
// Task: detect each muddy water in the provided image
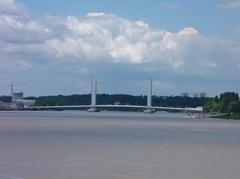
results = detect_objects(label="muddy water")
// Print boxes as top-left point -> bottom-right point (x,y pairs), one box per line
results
0,111 -> 240,179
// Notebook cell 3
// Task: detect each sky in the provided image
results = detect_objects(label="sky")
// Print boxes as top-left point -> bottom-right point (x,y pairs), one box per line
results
0,0 -> 240,97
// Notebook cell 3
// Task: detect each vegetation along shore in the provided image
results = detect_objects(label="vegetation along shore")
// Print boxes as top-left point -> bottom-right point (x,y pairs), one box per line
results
205,92 -> 240,120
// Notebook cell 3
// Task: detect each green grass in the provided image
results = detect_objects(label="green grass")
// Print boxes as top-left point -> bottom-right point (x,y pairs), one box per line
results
211,113 -> 240,120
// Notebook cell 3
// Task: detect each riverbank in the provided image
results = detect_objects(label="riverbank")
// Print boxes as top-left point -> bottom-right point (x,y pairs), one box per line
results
211,113 -> 240,120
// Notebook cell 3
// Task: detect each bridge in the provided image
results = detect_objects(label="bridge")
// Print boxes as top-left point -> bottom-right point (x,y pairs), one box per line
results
30,79 -> 204,118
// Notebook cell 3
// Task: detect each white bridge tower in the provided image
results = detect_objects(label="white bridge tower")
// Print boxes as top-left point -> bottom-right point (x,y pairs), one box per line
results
147,79 -> 152,107
144,79 -> 155,113
88,78 -> 98,112
91,78 -> 97,106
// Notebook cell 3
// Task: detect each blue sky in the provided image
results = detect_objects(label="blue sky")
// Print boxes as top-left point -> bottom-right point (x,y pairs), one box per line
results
17,0 -> 237,35
0,0 -> 240,97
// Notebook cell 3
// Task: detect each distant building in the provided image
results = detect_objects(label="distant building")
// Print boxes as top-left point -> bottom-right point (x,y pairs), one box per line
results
13,92 -> 35,108
13,92 -> 24,101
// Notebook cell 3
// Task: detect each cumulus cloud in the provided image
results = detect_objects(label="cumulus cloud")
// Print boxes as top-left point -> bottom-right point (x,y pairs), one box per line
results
0,0 -> 25,15
0,0 -> 240,76
43,14 -> 201,69
0,0 -> 49,44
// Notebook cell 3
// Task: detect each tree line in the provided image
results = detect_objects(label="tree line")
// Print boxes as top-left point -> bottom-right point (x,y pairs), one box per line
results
204,92 -> 240,113
0,96 -> 12,103
25,94 -> 209,108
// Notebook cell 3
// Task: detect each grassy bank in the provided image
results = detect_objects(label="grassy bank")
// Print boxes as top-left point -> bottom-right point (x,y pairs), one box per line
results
211,113 -> 240,120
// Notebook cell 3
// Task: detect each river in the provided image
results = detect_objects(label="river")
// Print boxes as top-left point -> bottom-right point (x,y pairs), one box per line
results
0,111 -> 240,179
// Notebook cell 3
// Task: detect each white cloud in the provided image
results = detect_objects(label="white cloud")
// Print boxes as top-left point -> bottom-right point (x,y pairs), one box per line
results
107,36 -> 148,63
66,16 -> 111,37
41,14 -> 202,69
177,27 -> 199,36
86,12 -> 105,17
45,38 -> 84,58
0,0 -> 25,15
0,0 -> 239,96
1,0 -> 240,77
135,20 -> 149,29
0,0 -> 49,43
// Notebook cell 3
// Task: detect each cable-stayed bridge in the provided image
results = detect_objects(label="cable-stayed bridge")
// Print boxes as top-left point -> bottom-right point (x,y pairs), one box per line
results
30,79 -> 204,118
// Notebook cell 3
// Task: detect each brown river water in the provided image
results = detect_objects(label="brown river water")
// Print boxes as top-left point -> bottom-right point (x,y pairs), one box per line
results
0,111 -> 240,179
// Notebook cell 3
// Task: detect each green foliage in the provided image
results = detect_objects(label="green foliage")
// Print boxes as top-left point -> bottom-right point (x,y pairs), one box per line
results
219,92 -> 239,112
220,92 -> 239,101
25,94 -> 209,108
204,100 -> 220,112
27,94 -> 91,106
204,92 -> 240,113
227,100 -> 240,113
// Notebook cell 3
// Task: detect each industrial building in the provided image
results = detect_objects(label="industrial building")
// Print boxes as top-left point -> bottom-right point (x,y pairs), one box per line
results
12,92 -> 35,109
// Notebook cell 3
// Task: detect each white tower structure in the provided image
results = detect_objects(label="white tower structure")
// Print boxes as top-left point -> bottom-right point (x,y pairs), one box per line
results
6,82 -> 14,98
88,78 -> 98,112
144,79 -> 154,113
91,78 -> 97,106
147,79 -> 152,107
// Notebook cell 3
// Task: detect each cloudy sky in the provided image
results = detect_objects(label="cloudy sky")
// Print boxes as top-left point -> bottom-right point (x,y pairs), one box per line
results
0,0 -> 240,97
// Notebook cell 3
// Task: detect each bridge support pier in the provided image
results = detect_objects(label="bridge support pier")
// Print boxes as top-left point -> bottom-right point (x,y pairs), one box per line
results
143,108 -> 155,113
87,107 -> 99,112
184,109 -> 205,119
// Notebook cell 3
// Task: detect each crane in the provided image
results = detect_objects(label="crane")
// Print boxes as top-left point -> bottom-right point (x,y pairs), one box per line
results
7,82 -> 26,98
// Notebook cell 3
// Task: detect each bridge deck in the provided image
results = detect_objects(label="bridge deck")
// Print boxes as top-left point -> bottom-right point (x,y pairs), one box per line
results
30,105 -> 203,112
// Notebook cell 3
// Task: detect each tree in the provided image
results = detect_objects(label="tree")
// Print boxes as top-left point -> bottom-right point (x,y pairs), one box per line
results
204,100 -> 220,112
204,92 -> 240,113
227,101 -> 240,113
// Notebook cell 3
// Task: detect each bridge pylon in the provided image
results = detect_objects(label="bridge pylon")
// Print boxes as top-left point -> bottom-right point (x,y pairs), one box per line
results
144,79 -> 155,113
147,79 -> 152,107
88,78 -> 99,112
